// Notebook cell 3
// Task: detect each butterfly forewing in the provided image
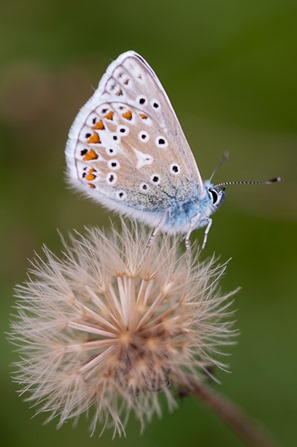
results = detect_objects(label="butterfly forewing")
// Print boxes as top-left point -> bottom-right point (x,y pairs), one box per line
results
101,53 -> 202,183
66,51 -> 203,219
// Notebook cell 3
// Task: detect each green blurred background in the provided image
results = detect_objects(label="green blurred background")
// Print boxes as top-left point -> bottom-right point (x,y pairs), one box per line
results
1,0 -> 296,445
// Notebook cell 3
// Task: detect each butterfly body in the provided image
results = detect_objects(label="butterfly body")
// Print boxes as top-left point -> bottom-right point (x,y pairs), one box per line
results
153,181 -> 224,234
66,51 -> 226,247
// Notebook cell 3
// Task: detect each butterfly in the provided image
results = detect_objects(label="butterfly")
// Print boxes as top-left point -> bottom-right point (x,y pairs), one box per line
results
65,51 -> 280,249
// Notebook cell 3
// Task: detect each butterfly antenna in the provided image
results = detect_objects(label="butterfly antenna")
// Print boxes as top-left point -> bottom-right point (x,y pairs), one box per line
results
209,151 -> 229,182
214,176 -> 281,188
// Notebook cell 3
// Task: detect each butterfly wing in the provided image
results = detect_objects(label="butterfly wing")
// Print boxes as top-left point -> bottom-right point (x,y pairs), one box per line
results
66,51 -> 203,225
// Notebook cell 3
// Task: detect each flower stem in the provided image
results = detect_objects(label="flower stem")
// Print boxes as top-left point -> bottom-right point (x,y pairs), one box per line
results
180,375 -> 280,447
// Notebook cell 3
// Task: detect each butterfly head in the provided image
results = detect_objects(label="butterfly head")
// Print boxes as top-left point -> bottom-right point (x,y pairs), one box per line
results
203,180 -> 226,214
208,184 -> 226,210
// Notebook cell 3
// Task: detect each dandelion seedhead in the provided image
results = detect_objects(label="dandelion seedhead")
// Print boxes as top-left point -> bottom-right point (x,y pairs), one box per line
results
10,221 -> 237,436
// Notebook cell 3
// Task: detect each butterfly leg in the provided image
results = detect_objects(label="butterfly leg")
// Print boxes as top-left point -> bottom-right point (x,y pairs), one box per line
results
147,212 -> 168,247
185,216 -> 212,250
184,233 -> 191,252
201,218 -> 212,250
185,213 -> 202,251
147,226 -> 160,247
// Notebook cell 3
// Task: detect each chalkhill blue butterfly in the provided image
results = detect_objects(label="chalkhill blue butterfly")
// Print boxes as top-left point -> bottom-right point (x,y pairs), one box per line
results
65,51 -> 280,249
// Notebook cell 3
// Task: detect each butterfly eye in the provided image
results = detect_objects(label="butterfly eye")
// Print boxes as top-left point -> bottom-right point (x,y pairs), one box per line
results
209,188 -> 218,204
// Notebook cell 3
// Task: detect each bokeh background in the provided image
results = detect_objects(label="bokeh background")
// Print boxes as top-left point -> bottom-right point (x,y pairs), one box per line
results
1,0 -> 296,446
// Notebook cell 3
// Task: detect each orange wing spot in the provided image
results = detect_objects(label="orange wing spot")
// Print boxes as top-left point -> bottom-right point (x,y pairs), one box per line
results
139,113 -> 148,120
83,149 -> 98,161
87,132 -> 101,144
105,111 -> 114,120
88,183 -> 95,189
92,119 -> 105,130
86,172 -> 96,181
122,110 -> 132,120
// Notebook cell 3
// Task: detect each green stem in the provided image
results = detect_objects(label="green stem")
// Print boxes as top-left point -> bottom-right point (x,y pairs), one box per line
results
180,375 -> 280,447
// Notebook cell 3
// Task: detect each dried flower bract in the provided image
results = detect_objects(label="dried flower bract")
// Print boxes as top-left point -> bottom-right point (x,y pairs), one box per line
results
10,221 -> 237,436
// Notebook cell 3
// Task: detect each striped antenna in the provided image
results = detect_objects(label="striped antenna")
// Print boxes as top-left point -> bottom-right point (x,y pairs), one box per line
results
210,151 -> 281,187
215,177 -> 281,188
